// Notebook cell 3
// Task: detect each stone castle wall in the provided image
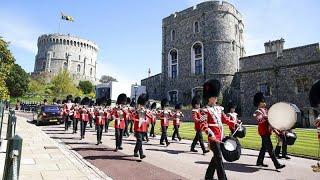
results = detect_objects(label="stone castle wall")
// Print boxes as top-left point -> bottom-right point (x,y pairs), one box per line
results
34,34 -> 98,83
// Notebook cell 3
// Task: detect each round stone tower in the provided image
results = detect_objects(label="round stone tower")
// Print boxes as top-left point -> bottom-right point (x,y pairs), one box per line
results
33,33 -> 99,83
161,0 -> 245,105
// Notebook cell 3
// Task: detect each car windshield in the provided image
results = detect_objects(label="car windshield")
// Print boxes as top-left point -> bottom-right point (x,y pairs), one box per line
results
43,106 -> 60,111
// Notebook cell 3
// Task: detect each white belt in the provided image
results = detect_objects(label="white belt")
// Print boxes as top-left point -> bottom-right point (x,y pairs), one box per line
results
208,123 -> 220,127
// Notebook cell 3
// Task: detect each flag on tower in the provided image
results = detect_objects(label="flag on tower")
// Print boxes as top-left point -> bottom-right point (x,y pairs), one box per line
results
61,12 -> 74,22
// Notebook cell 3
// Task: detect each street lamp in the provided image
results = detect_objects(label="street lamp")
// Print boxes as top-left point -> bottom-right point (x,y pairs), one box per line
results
134,83 -> 138,103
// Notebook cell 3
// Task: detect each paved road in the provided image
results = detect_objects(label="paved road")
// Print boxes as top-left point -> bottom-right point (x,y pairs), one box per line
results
17,112 -> 320,180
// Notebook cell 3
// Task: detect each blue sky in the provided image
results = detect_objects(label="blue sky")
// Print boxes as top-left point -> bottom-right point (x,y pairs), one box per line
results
0,0 -> 319,95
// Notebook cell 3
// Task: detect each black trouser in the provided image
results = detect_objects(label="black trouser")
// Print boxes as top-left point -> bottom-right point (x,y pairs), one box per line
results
134,132 -> 144,157
115,128 -> 124,149
257,135 -> 281,167
129,120 -> 134,133
124,120 -> 130,136
105,120 -> 111,132
275,134 -> 288,157
205,141 -> 227,180
160,126 -> 169,144
96,124 -> 103,143
142,132 -> 149,141
89,118 -> 93,128
65,115 -> 72,130
73,118 -> 79,133
80,121 -> 88,138
172,125 -> 181,140
191,130 -> 206,152
149,122 -> 156,137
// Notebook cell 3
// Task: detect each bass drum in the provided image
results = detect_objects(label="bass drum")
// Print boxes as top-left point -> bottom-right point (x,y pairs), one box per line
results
232,125 -> 246,138
220,136 -> 241,162
268,102 -> 300,131
286,132 -> 297,145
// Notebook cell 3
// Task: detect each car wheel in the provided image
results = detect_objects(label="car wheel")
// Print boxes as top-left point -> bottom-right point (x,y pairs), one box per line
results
36,120 -> 41,126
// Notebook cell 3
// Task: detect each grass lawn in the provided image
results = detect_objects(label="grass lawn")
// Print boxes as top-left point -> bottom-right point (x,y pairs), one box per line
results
115,120 -> 319,159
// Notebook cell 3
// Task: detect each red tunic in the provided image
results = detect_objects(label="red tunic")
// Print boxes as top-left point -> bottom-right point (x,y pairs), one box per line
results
73,106 -> 80,119
80,108 -> 89,122
253,108 -> 272,136
63,103 -> 73,116
172,111 -> 183,126
112,106 -> 126,129
132,107 -> 149,132
200,106 -> 236,143
158,109 -> 170,127
192,109 -> 201,131
95,110 -> 106,125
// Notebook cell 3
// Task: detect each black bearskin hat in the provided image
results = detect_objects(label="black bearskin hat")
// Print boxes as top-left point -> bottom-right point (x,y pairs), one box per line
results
137,93 -> 149,106
309,80 -> 320,108
191,95 -> 201,108
203,79 -> 221,101
253,92 -> 265,107
106,99 -> 112,106
150,102 -> 157,109
117,93 -> 127,105
126,97 -> 131,104
161,98 -> 168,108
74,97 -> 81,104
175,103 -> 182,110
227,101 -> 237,109
81,97 -> 90,105
66,95 -> 73,101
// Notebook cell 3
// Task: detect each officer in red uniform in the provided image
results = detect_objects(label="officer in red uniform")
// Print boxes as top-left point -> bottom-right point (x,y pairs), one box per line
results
190,95 -> 209,154
104,99 -> 112,133
158,98 -> 170,146
63,98 -> 73,131
253,92 -> 285,169
112,93 -> 127,151
80,106 -> 89,140
73,97 -> 82,134
95,107 -> 105,145
199,79 -> 237,180
172,104 -> 183,141
132,94 -> 149,160
149,102 -> 157,137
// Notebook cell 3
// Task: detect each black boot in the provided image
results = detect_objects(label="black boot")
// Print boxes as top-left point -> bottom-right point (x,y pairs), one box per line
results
275,145 -> 281,158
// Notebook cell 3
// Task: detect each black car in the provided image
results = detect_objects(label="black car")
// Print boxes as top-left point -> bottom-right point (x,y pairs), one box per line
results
35,105 -> 63,125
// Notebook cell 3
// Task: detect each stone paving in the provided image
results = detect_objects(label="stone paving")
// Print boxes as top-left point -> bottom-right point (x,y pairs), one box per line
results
0,111 -> 109,180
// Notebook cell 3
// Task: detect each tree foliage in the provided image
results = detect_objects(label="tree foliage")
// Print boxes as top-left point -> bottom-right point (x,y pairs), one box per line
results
99,75 -> 117,83
50,70 -> 82,98
0,37 -> 15,99
78,80 -> 93,94
5,63 -> 30,97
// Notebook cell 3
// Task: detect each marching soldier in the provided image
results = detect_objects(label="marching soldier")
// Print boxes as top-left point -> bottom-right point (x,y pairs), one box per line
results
95,106 -> 105,145
104,99 -> 113,133
63,98 -> 73,131
253,92 -> 285,169
199,79 -> 238,180
149,102 -> 157,138
124,97 -> 131,137
112,93 -> 127,151
132,94 -> 149,160
190,95 -> 209,154
172,104 -> 183,141
80,106 -> 89,140
158,98 -> 170,146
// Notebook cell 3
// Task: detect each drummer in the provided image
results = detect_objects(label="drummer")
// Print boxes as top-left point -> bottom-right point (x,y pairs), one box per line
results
253,92 -> 285,169
199,79 -> 238,180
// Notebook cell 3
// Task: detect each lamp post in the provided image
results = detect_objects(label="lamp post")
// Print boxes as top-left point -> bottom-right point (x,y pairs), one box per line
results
134,83 -> 138,103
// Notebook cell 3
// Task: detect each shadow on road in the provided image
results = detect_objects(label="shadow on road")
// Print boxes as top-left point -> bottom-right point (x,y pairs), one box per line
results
71,147 -> 113,152
84,154 -> 139,162
145,148 -> 190,155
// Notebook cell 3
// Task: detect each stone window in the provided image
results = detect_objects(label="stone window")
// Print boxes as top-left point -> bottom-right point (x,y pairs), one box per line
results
235,24 -> 238,35
259,83 -> 271,96
194,21 -> 200,33
90,68 -> 93,76
191,42 -> 204,75
192,87 -> 203,98
77,64 -> 81,73
63,62 -> 68,70
77,42 -> 80,47
232,41 -> 236,51
79,55 -> 81,60
67,40 -> 69,45
168,49 -> 178,78
171,30 -> 176,41
60,39 -> 62,44
74,41 -> 76,46
63,39 -> 66,45
81,42 -> 83,47
168,90 -> 178,105
53,52 -> 55,57
42,61 -> 46,70
296,78 -> 310,93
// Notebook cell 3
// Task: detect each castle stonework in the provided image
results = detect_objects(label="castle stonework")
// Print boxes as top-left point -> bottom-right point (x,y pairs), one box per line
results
141,1 -> 320,127
142,1 -> 245,105
33,34 -> 99,83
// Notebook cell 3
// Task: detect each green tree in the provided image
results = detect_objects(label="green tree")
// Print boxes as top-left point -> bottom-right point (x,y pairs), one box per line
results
99,75 -> 117,83
0,37 -> 15,99
50,70 -> 81,98
78,80 -> 93,94
5,63 -> 30,97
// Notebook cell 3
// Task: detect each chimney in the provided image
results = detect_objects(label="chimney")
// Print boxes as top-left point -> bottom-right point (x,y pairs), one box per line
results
264,38 -> 285,57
